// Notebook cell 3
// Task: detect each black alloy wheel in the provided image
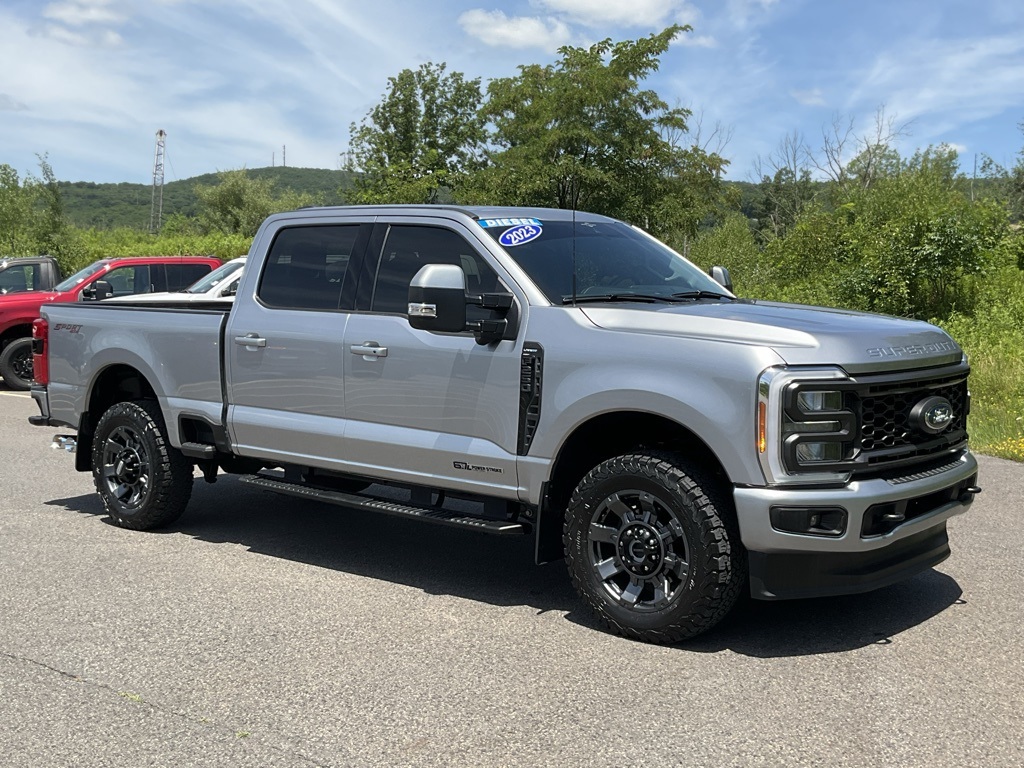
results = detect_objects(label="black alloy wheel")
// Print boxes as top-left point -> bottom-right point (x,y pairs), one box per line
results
564,452 -> 746,643
92,400 -> 193,530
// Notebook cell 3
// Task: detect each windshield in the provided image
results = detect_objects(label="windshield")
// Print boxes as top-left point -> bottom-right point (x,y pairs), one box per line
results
184,259 -> 244,293
479,219 -> 730,304
54,261 -> 109,293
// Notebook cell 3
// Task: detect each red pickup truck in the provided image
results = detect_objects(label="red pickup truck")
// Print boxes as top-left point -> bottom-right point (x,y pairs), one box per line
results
0,256 -> 221,390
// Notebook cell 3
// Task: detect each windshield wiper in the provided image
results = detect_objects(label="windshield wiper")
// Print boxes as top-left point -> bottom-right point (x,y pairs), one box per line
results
670,290 -> 735,301
561,293 -> 682,305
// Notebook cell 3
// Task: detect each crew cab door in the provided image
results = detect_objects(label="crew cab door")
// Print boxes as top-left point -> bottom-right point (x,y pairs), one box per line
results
225,222 -> 369,466
341,220 -> 524,497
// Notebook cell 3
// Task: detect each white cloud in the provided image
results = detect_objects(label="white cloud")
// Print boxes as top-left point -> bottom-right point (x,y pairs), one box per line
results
43,0 -> 126,26
679,34 -> 716,48
531,0 -> 687,28
849,35 -> 1024,136
791,88 -> 826,106
459,9 -> 571,51
726,0 -> 779,28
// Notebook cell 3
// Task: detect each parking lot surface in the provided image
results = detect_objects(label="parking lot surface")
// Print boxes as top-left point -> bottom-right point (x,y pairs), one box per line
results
1,389 -> 1022,767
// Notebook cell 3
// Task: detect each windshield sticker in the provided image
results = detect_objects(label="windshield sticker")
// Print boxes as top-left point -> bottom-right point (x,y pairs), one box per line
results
498,223 -> 543,248
478,217 -> 542,229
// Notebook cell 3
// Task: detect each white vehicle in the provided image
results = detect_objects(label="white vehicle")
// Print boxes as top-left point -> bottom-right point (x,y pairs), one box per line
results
104,257 -> 245,303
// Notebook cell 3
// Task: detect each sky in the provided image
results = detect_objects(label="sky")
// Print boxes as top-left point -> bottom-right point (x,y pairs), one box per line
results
1,0 -> 1022,186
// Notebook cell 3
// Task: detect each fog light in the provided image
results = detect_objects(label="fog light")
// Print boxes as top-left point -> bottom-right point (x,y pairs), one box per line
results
770,506 -> 847,537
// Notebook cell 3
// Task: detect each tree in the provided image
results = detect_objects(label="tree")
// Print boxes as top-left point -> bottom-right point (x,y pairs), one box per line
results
463,26 -> 726,240
194,170 -> 318,237
345,62 -> 486,204
0,156 -> 82,271
758,145 -> 1008,318
811,107 -> 910,194
751,131 -> 815,242
980,120 -> 1024,224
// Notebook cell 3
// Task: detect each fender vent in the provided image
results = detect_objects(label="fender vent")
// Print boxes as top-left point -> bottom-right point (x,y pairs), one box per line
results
518,343 -> 543,455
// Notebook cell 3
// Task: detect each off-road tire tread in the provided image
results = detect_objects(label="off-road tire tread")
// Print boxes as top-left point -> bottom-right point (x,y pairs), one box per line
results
563,451 -> 746,644
0,337 -> 33,391
91,400 -> 193,530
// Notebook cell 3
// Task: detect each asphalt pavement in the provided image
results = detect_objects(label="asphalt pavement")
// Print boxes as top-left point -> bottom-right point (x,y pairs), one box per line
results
1,388 -> 1022,767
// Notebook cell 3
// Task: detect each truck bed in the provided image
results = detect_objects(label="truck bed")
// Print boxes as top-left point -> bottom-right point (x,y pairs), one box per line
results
42,302 -> 231,442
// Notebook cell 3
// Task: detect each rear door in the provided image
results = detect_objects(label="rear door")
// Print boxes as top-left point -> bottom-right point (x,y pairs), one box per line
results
340,218 -> 525,497
225,222 -> 369,467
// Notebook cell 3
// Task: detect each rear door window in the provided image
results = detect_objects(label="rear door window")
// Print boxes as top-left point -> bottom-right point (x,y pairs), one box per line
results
257,225 -> 364,311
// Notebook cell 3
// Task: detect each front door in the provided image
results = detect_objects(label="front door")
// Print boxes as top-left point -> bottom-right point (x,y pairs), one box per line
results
341,221 -> 524,498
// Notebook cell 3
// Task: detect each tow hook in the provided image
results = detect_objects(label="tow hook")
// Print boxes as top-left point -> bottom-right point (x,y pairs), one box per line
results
959,486 -> 982,503
51,434 -> 77,453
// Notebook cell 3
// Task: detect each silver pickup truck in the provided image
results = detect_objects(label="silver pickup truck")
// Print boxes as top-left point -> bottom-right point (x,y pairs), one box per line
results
29,205 -> 981,642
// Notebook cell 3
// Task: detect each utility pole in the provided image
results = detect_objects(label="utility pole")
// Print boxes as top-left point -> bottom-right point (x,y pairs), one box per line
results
149,129 -> 166,234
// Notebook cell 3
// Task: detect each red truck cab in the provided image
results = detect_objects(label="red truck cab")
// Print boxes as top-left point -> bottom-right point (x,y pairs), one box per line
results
1,256 -> 221,390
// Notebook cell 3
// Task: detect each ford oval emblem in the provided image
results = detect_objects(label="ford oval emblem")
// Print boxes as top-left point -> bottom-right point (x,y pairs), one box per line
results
909,396 -> 955,435
499,223 -> 542,248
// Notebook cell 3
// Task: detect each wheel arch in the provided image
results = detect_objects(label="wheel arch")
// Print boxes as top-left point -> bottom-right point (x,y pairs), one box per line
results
75,364 -> 159,471
0,322 -> 33,351
535,410 -> 733,563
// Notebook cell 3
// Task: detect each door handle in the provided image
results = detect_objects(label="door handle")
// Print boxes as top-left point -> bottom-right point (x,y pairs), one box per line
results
234,334 -> 267,348
351,341 -> 388,360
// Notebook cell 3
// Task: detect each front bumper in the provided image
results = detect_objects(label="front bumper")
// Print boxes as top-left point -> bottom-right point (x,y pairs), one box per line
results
734,451 -> 979,599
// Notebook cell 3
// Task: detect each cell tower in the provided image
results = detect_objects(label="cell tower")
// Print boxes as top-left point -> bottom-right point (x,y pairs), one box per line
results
149,129 -> 166,234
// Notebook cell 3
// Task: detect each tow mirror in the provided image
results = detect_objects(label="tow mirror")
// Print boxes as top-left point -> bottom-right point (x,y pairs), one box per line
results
408,264 -> 515,344
82,280 -> 113,301
709,265 -> 733,293
408,264 -> 468,333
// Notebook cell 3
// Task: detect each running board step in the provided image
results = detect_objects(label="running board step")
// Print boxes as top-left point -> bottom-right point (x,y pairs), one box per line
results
239,474 -> 528,535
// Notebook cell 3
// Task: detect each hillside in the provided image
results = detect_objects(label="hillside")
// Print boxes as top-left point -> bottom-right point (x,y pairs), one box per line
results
59,166 -> 354,230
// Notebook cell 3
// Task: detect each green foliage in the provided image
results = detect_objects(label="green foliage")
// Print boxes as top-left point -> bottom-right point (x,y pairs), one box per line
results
463,26 -> 727,241
744,145 -> 1008,318
193,169 -> 319,237
0,156 -> 84,273
937,244 -> 1024,460
71,227 -> 250,268
58,167 -> 351,230
752,167 -> 816,242
345,62 -> 485,204
686,212 -> 762,290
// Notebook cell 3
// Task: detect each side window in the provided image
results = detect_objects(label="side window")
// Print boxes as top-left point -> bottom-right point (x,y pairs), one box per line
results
258,225 -> 361,311
0,264 -> 34,293
370,225 -> 501,316
167,263 -> 211,291
103,265 -> 150,296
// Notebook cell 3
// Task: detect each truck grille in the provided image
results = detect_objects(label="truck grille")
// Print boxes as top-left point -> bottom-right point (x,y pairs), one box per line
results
852,366 -> 969,474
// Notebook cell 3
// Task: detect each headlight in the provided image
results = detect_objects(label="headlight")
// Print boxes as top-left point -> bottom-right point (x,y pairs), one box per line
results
758,368 -> 859,485
796,390 -> 842,413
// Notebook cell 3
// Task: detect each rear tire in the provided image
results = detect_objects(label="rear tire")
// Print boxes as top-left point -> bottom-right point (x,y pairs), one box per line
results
91,400 -> 193,530
564,452 -> 746,643
0,338 -> 34,391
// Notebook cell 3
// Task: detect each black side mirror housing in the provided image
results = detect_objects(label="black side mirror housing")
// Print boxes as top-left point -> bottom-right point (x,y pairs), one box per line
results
82,280 -> 113,301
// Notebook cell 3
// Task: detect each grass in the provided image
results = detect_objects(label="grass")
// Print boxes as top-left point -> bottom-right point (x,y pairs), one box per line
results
939,295 -> 1024,462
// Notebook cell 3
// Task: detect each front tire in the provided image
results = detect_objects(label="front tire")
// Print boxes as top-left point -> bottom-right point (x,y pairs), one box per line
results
0,338 -> 34,390
91,400 -> 193,530
564,452 -> 746,643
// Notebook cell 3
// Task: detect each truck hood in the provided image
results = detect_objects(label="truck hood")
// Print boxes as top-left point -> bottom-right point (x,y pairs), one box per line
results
579,300 -> 962,373
0,290 -> 59,309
